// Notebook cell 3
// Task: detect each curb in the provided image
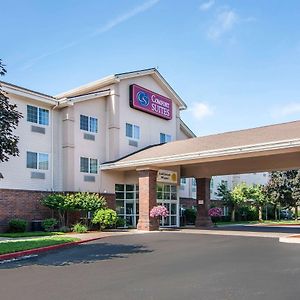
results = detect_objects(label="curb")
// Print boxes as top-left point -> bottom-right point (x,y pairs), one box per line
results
0,236 -> 105,262
279,235 -> 300,244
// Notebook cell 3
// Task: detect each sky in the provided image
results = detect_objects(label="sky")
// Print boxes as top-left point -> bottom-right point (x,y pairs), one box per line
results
1,0 -> 300,136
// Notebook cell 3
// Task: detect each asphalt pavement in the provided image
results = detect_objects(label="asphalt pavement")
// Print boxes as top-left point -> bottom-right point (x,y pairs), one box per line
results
0,232 -> 299,300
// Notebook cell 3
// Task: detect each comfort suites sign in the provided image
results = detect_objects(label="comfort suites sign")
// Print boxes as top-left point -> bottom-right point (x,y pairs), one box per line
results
129,84 -> 172,120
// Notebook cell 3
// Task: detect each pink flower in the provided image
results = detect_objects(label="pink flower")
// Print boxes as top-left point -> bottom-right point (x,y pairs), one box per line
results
208,207 -> 223,217
150,205 -> 169,218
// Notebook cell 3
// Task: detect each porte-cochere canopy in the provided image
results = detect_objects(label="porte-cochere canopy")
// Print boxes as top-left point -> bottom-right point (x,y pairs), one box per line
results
101,120 -> 300,177
101,120 -> 300,231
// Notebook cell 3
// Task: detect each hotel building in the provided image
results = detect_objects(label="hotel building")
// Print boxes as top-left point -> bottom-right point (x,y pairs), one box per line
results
0,68 -> 195,230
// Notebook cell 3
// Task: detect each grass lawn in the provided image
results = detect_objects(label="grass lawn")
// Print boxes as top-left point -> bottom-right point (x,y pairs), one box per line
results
0,237 -> 80,255
216,220 -> 258,225
0,231 -> 65,238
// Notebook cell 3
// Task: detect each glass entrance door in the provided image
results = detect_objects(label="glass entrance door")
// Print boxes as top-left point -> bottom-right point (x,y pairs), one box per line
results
115,184 -> 139,227
157,183 -> 179,227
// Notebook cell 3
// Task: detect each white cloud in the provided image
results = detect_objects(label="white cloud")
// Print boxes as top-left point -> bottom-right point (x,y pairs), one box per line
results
21,0 -> 160,70
272,102 -> 300,118
199,0 -> 215,11
93,0 -> 160,35
190,102 -> 214,120
207,8 -> 239,40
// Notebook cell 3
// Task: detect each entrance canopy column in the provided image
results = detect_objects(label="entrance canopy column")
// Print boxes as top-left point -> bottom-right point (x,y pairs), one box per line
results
137,169 -> 159,231
195,178 -> 213,227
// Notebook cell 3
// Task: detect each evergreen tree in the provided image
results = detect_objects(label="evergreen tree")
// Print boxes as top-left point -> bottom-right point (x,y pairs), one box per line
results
0,59 -> 23,162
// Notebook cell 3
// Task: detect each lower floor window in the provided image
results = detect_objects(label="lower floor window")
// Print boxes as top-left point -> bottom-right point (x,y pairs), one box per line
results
115,184 -> 139,227
26,151 -> 49,170
157,184 -> 178,227
115,183 -> 179,228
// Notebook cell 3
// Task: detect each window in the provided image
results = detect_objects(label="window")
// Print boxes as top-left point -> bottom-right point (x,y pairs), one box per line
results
89,158 -> 98,174
26,152 -> 49,170
80,157 -> 98,174
80,115 -> 98,133
27,105 -> 49,125
115,184 -> 139,227
180,178 -> 186,185
160,133 -> 172,143
126,123 -> 140,140
192,178 -> 196,186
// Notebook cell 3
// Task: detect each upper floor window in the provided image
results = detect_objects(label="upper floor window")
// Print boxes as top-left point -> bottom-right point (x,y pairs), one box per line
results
126,123 -> 140,140
27,105 -> 49,125
160,133 -> 172,143
26,151 -> 49,170
80,157 -> 98,174
80,115 -> 98,133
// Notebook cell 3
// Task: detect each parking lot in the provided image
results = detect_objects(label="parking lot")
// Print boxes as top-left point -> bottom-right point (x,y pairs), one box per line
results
0,231 -> 300,300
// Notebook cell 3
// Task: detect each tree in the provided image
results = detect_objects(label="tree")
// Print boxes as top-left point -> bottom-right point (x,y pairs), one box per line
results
41,192 -> 107,227
231,183 -> 248,221
41,194 -> 67,226
291,171 -> 300,219
0,59 -> 23,162
217,182 -> 234,221
264,171 -> 299,220
247,185 -> 266,221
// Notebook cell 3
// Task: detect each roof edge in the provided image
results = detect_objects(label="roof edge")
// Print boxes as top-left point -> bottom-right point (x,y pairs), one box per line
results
180,119 -> 196,138
0,81 -> 57,105
54,68 -> 188,109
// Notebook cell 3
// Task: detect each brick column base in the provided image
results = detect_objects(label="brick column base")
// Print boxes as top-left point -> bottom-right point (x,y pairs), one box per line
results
195,178 -> 213,227
137,169 -> 158,231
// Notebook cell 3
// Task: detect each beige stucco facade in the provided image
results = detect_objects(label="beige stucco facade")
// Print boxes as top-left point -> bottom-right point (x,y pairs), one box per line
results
0,69 -> 192,194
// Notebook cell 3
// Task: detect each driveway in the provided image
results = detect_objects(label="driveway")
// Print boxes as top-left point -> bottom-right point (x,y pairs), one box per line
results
0,232 -> 299,300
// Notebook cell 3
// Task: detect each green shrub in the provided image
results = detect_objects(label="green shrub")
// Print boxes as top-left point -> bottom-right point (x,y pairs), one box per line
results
92,209 -> 117,230
184,208 -> 197,224
116,217 -> 126,228
237,206 -> 258,221
41,218 -> 58,232
8,219 -> 27,233
72,223 -> 88,233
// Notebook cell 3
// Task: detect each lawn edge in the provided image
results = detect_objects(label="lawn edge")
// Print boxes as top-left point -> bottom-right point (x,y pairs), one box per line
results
0,236 -> 105,261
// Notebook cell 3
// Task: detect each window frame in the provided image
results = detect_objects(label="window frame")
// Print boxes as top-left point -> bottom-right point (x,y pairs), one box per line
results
126,123 -> 140,140
26,151 -> 49,170
80,114 -> 98,133
160,133 -> 172,143
27,105 -> 49,126
80,156 -> 98,174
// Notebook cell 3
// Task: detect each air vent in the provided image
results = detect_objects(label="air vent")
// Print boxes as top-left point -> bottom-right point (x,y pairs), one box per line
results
129,140 -> 138,147
84,133 -> 95,141
31,172 -> 45,179
31,125 -> 45,134
84,175 -> 95,182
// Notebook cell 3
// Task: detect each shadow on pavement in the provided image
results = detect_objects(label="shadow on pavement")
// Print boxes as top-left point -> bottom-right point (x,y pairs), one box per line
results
0,242 -> 152,269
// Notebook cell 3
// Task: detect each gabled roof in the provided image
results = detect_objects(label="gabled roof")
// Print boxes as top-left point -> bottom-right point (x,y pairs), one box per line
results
55,68 -> 187,110
0,80 -> 57,105
100,120 -> 300,170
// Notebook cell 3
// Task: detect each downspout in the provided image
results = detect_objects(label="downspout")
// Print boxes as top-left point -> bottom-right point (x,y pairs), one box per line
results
51,102 -> 59,191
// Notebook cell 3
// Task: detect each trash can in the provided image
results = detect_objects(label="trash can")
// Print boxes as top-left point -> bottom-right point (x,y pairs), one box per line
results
31,220 -> 43,232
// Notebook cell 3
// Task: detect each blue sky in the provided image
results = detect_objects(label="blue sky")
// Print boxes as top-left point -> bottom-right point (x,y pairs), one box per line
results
1,0 -> 300,136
